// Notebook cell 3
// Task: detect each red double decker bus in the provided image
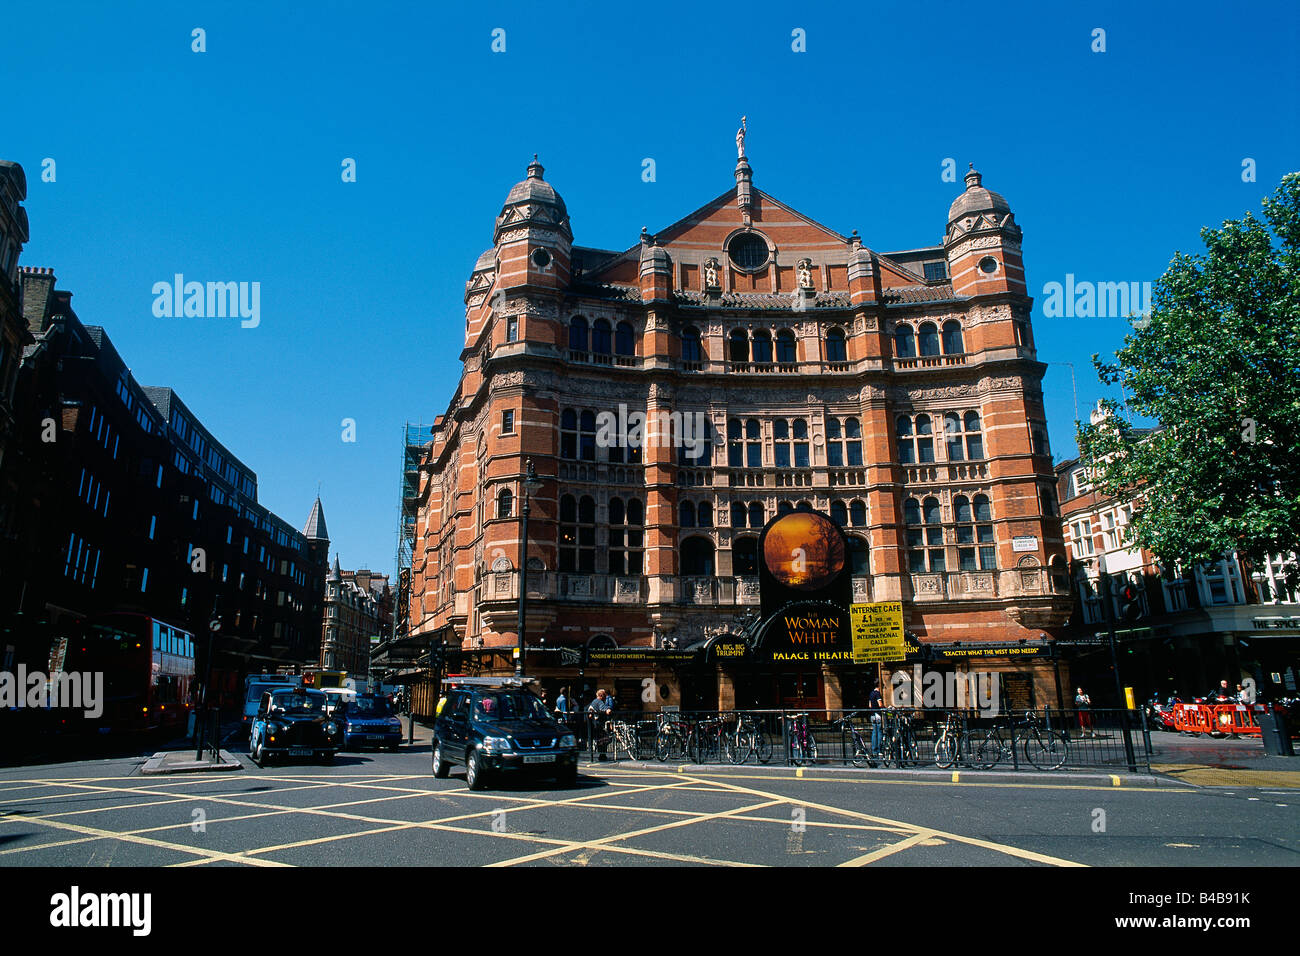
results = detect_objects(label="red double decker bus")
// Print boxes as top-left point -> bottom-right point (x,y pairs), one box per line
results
60,612 -> 196,734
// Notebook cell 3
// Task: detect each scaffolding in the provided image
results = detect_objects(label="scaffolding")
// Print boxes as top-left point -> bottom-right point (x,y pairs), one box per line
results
394,422 -> 436,640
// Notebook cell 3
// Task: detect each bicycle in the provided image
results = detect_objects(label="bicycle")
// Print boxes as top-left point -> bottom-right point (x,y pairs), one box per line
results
608,719 -> 639,761
726,712 -> 774,765
781,712 -> 819,766
654,712 -> 691,761
933,711 -> 968,769
835,713 -> 875,768
970,710 -> 1069,771
881,709 -> 920,768
690,713 -> 729,764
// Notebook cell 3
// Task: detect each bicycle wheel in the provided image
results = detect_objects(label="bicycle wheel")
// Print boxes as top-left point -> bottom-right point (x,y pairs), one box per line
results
1024,730 -> 1069,771
973,731 -> 1003,770
654,730 -> 674,761
934,734 -> 957,769
755,732 -> 773,765
851,737 -> 873,768
725,732 -> 746,765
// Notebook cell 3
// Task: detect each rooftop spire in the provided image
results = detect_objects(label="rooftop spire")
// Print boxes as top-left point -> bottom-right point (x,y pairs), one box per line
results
965,163 -> 982,189
734,117 -> 753,223
302,495 -> 329,542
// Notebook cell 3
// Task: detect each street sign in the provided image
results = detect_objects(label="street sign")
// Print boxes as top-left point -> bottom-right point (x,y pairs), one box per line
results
850,601 -> 905,663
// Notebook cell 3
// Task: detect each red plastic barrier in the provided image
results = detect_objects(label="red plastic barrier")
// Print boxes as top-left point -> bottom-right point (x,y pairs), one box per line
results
1172,702 -> 1265,736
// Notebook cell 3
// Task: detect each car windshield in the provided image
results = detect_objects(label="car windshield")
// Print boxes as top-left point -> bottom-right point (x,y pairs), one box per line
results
473,691 -> 549,721
269,690 -> 326,715
346,696 -> 394,717
248,682 -> 293,703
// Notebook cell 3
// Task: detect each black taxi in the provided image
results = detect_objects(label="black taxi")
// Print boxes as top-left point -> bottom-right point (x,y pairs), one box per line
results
432,677 -> 579,790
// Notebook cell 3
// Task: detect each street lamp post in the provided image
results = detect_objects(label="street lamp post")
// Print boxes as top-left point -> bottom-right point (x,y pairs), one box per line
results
196,598 -> 222,761
515,459 -> 543,679
1095,552 -> 1138,772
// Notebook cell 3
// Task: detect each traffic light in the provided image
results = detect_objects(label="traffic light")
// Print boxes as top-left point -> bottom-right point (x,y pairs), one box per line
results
1119,579 -> 1144,623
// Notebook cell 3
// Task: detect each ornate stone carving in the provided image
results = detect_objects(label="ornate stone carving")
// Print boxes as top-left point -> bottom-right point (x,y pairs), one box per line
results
704,258 -> 721,290
796,258 -> 814,290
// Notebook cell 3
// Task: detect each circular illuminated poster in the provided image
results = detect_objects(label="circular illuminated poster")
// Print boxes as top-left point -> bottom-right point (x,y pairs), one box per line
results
761,511 -> 846,591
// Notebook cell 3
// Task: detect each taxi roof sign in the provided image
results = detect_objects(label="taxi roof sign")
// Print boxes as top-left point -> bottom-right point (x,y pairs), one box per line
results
440,675 -> 537,688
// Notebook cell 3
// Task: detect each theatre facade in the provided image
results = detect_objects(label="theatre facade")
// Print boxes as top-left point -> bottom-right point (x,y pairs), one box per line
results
405,132 -> 1073,713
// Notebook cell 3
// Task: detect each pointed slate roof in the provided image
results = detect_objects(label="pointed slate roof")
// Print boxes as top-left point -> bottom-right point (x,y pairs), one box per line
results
302,496 -> 329,542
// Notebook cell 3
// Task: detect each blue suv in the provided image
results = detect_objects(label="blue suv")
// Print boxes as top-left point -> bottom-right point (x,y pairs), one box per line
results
341,694 -> 404,750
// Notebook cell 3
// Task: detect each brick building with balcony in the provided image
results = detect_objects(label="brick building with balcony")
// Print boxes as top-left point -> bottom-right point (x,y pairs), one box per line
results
1056,403 -> 1300,705
407,135 -> 1072,711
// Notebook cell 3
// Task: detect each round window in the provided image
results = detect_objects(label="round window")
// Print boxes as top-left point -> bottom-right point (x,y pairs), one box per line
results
728,232 -> 769,271
978,256 -> 999,274
531,248 -> 552,269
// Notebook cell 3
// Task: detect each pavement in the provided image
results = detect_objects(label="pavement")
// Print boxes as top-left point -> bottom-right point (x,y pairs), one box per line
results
1147,731 -> 1300,789
0,719 -> 1295,867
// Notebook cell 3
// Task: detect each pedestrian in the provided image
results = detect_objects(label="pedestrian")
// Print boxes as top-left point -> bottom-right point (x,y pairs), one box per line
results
587,689 -> 613,760
868,681 -> 885,760
1075,688 -> 1094,737
555,686 -> 571,721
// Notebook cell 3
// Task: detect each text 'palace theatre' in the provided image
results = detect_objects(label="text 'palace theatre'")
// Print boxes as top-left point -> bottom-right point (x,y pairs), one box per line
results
405,125 -> 1073,713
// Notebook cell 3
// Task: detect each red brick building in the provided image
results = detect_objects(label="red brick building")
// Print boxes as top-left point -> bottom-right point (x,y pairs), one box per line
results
408,135 -> 1072,711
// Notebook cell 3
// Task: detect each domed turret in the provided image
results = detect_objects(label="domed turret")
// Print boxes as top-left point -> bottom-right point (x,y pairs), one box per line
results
947,164 -> 1013,226
494,156 -> 571,245
943,164 -> 1024,297
492,156 -> 572,296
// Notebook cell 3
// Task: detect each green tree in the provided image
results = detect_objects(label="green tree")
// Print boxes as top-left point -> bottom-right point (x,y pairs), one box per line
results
1079,173 -> 1300,592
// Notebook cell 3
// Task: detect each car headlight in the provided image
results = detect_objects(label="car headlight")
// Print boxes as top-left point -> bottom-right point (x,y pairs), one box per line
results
388,718 -> 402,729
324,721 -> 338,736
480,735 -> 512,753
559,734 -> 577,748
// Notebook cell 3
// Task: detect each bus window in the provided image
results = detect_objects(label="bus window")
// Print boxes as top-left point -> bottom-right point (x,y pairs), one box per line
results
154,623 -> 162,651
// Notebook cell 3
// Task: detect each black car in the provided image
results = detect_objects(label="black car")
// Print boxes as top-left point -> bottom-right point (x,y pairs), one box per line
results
432,679 -> 579,790
249,688 -> 342,766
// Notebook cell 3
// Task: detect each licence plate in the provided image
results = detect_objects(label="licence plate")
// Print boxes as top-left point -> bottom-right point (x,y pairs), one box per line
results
523,755 -> 555,764
289,748 -> 312,756
367,735 -> 383,741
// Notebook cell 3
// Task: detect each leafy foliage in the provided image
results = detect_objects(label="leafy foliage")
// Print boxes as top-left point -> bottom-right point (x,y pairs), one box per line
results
1079,174 -> 1300,590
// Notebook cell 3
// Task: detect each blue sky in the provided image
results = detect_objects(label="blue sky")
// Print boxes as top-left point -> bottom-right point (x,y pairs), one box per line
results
4,0 -> 1297,575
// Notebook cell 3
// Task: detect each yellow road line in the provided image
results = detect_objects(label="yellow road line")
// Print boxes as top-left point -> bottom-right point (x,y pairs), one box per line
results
839,832 -> 935,867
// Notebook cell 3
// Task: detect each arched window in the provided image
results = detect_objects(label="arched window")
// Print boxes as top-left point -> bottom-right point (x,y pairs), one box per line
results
678,420 -> 712,466
777,501 -> 794,516
796,500 -> 813,512
776,329 -> 797,363
592,319 -> 612,355
942,320 -> 965,355
579,410 -> 597,461
497,487 -> 513,519
850,499 -> 867,527
610,497 -> 644,575
743,419 -> 762,467
681,326 -> 703,363
698,502 -> 713,527
752,331 -> 773,363
774,418 -> 809,469
826,327 -> 848,362
561,409 -> 578,459
906,496 -> 944,573
918,322 -> 940,357
734,536 -> 759,576
559,494 -> 596,572
681,537 -> 716,576
964,411 -> 984,459
894,324 -> 916,359
828,417 -> 862,467
731,502 -> 747,528
729,329 -> 749,362
680,501 -> 696,528
569,316 -> 589,351
915,414 -> 935,463
1032,427 -> 1049,457
956,494 -> 995,570
748,502 -> 765,528
830,500 -> 848,526
615,321 -> 635,356
944,413 -> 965,461
848,536 -> 870,576
897,415 -> 915,464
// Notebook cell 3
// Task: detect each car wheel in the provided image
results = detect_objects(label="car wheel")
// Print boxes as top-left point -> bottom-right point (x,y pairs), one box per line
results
251,738 -> 264,767
432,741 -> 450,778
466,749 -> 487,791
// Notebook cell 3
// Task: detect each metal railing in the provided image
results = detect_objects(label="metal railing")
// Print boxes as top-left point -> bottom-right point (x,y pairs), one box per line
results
578,708 -> 1152,772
